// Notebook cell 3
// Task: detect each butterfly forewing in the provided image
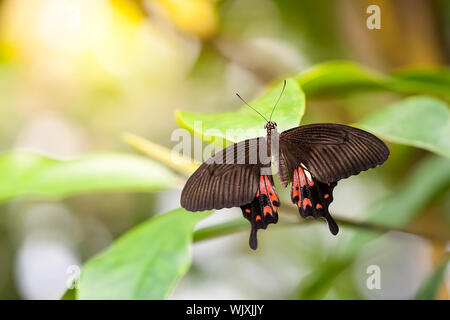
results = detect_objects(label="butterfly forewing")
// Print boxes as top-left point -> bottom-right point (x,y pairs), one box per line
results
280,123 -> 389,183
181,137 -> 269,211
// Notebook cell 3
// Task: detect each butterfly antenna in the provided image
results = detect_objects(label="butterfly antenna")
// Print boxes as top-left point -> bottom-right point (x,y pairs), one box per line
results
236,93 -> 269,122
269,79 -> 286,121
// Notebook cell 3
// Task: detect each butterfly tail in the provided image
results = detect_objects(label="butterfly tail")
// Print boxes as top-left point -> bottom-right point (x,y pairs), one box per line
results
324,211 -> 339,235
249,226 -> 258,250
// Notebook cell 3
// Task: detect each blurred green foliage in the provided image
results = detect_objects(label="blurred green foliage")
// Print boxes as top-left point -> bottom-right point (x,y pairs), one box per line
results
67,67 -> 449,299
296,155 -> 450,299
0,0 -> 448,301
0,152 -> 177,202
415,256 -> 450,300
78,208 -> 211,299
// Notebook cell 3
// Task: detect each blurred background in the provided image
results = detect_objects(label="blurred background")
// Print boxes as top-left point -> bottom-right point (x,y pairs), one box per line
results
0,0 -> 448,299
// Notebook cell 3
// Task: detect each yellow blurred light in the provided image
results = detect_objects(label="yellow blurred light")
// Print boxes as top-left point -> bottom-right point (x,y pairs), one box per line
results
152,0 -> 217,39
111,0 -> 143,23
0,0 -> 199,80
0,0 -> 112,56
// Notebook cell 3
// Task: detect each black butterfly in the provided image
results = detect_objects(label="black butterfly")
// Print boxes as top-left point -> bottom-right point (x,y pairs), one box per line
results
181,81 -> 389,249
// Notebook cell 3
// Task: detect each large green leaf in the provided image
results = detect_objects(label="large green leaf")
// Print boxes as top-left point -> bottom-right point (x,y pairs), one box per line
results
297,156 -> 450,299
358,96 -> 450,158
415,256 -> 449,300
175,78 -> 305,146
77,208 -> 211,299
0,151 -> 178,202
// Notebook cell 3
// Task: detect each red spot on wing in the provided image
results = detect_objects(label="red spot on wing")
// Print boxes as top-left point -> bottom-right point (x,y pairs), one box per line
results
245,208 -> 251,213
292,169 -> 300,198
259,176 -> 268,195
263,205 -> 273,216
324,194 -> 329,199
302,198 -> 312,209
298,167 -> 307,187
256,215 -> 261,221
316,204 -> 323,209
264,176 -> 279,212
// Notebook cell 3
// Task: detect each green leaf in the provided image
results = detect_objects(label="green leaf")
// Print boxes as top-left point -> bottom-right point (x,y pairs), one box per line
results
77,208 -> 211,299
297,155 -> 450,299
296,61 -> 388,96
295,61 -> 450,99
0,151 -> 178,203
358,96 -> 450,158
61,288 -> 77,300
390,67 -> 450,100
175,78 -> 305,146
415,256 -> 449,300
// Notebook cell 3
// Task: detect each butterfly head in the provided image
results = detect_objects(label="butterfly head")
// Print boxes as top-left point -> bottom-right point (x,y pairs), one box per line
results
264,121 -> 277,130
264,121 -> 277,135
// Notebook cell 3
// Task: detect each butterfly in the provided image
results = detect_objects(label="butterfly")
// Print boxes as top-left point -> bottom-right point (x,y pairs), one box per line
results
180,81 -> 389,249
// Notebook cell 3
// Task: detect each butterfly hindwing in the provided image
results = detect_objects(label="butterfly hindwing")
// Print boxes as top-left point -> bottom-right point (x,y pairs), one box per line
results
241,174 -> 280,250
290,164 -> 338,235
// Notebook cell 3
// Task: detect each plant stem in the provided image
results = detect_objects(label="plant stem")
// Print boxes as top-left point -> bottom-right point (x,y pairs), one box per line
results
193,217 -> 295,243
193,205 -> 450,244
122,132 -> 199,176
